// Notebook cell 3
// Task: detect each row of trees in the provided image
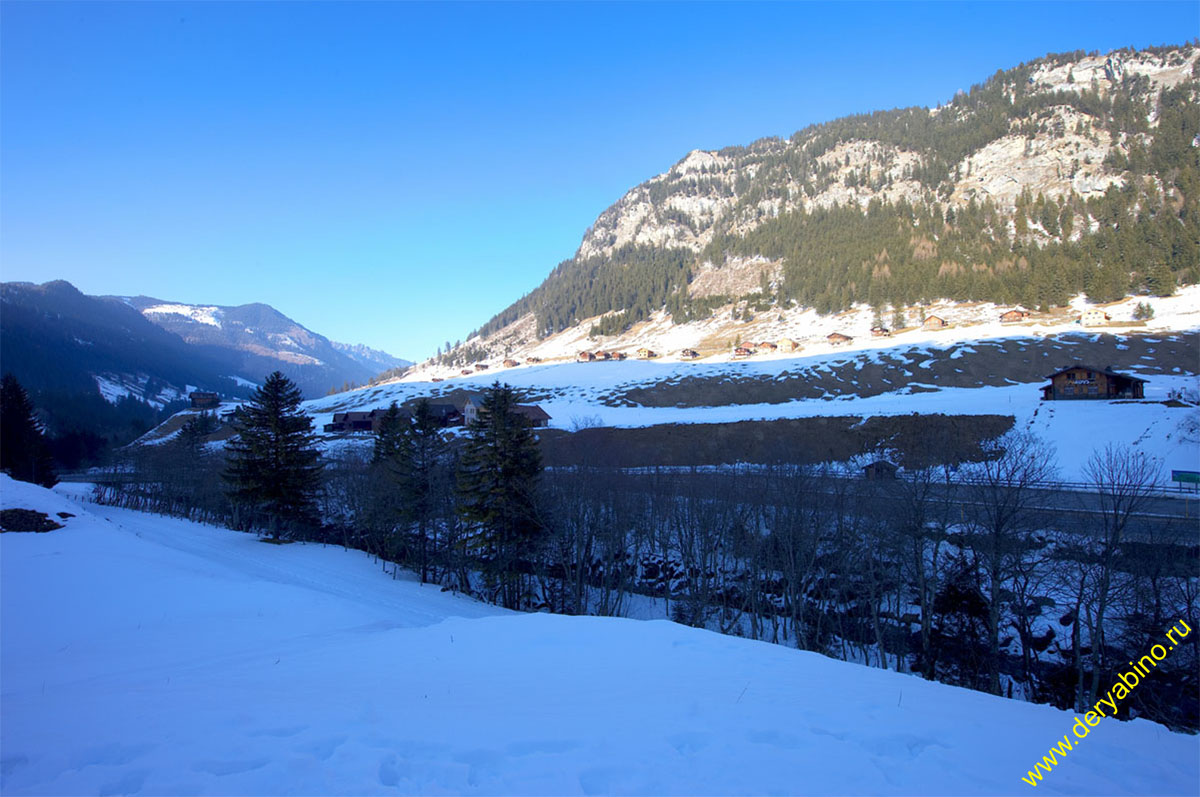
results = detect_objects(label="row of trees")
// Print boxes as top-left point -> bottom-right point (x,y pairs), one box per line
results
111,373 -> 545,610
98,375 -> 1198,731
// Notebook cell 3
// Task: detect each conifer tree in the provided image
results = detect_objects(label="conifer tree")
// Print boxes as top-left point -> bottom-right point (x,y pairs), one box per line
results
223,372 -> 323,539
0,374 -> 58,487
177,412 -> 216,455
372,402 -> 405,465
382,399 -> 448,582
457,382 -> 544,608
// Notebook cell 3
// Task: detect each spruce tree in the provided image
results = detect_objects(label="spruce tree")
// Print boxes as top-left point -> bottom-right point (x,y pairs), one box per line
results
457,382 -> 543,608
223,372 -> 323,539
372,402 -> 406,465
380,399 -> 448,583
177,412 -> 216,455
0,374 -> 58,487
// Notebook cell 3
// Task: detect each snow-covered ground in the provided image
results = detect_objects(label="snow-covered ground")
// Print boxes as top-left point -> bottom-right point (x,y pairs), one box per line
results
2,475 -> 1197,796
307,342 -> 1199,481
415,285 -> 1200,375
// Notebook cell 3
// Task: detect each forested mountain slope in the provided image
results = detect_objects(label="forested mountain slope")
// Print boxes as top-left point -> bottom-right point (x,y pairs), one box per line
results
452,45 -> 1198,364
0,281 -> 407,466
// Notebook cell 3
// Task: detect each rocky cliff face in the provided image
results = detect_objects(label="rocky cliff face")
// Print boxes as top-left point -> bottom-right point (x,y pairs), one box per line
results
578,48 -> 1196,263
424,45 -> 1198,375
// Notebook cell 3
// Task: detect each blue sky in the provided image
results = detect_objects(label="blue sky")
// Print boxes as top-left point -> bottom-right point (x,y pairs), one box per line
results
2,2 -> 1196,360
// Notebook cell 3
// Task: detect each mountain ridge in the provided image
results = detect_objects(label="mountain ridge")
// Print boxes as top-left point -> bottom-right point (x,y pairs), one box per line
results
432,43 -> 1197,373
121,295 -> 404,370
0,279 -> 408,463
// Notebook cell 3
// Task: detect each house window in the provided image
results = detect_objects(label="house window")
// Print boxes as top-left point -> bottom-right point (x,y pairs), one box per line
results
1064,385 -> 1075,394
1087,371 -> 1095,378
1087,386 -> 1099,395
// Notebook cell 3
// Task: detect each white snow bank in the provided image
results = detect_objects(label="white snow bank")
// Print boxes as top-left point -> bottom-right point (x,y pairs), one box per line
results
1,475 -> 1196,795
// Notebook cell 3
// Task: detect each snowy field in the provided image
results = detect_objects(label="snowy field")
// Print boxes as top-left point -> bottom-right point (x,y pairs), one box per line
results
306,347 -> 1200,481
3,475 -> 1198,796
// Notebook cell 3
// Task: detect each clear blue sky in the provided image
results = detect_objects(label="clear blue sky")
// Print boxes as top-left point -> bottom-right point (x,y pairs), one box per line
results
2,2 -> 1196,360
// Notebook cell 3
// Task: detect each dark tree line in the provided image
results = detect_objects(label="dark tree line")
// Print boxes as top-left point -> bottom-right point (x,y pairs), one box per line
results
0,374 -> 58,487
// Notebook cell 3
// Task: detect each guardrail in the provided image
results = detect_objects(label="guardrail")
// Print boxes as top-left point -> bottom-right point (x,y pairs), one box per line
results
894,472 -> 1200,498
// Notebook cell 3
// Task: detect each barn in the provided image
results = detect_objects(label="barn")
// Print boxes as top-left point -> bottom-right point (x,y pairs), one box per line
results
1040,365 -> 1147,400
189,391 -> 220,409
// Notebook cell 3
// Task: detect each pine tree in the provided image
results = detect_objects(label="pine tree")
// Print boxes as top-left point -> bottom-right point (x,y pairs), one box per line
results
0,374 -> 58,487
223,372 -> 323,539
177,412 -> 216,455
456,382 -> 544,608
372,402 -> 405,465
381,399 -> 448,583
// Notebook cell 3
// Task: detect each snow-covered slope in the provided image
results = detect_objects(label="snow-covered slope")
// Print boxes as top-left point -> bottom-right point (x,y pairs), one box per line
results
307,310 -> 1200,481
1,475 -> 1196,795
419,285 -> 1200,382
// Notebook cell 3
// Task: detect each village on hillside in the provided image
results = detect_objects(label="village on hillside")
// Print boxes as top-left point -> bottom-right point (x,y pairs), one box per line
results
406,289 -> 1192,381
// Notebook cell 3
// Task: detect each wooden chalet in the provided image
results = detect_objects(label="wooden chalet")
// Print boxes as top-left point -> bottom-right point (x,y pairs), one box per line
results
1000,309 -> 1030,323
431,377 -> 444,383
1080,309 -> 1111,327
594,351 -> 611,361
324,402 -> 466,434
732,346 -> 754,358
757,341 -> 778,351
525,356 -> 543,364
922,315 -> 948,330
324,410 -> 382,434
576,351 -> 595,363
461,369 -> 473,376
424,403 -> 464,427
1040,365 -> 1147,401
862,460 -> 898,480
680,349 -> 700,360
777,338 -> 799,352
513,405 -> 552,428
870,326 -> 891,337
636,348 -> 658,360
611,351 -> 627,361
462,394 -> 486,425
503,359 -> 520,368
827,332 -> 853,346
189,391 -> 220,410
474,363 -> 489,371
462,393 -> 549,428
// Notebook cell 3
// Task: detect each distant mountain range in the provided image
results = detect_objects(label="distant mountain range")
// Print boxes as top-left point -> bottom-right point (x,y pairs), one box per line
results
0,279 -> 408,457
330,341 -> 410,375
433,43 -> 1198,371
119,295 -> 410,395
